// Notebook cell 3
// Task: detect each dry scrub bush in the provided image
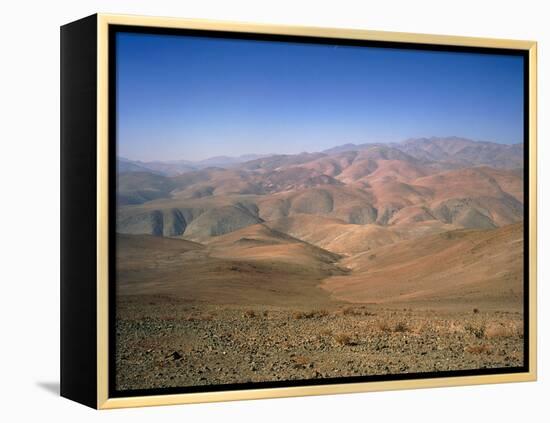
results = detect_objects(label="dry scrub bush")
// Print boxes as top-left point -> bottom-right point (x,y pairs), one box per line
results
341,306 -> 374,317
423,320 -> 466,335
293,355 -> 311,366
408,320 -> 429,335
465,344 -> 492,355
293,310 -> 329,319
393,321 -> 409,332
293,311 -> 307,319
377,321 -> 391,332
376,320 -> 410,333
243,310 -> 257,318
334,333 -> 357,346
485,322 -> 521,338
465,322 -> 486,339
342,307 -> 363,316
445,321 -> 467,334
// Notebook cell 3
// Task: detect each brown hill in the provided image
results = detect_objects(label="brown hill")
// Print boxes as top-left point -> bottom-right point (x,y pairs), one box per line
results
116,230 -> 345,307
321,222 -> 524,310
206,223 -> 342,266
117,172 -> 176,205
295,151 -> 359,177
183,204 -> 264,241
239,152 -> 326,171
266,214 -> 454,255
415,167 -> 510,201
117,163 -> 522,239
256,185 -> 377,224
414,167 -> 523,227
116,138 -> 524,240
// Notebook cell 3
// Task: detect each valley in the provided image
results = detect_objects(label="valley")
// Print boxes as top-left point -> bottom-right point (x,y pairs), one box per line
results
115,137 -> 525,390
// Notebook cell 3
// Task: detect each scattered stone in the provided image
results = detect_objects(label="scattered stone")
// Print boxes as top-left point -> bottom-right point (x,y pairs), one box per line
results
165,351 -> 183,361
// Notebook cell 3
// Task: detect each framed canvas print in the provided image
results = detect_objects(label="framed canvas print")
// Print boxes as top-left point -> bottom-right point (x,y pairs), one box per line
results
60,14 -> 537,409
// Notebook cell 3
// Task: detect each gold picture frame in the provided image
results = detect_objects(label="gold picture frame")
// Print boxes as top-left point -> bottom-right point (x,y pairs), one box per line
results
61,13 -> 537,409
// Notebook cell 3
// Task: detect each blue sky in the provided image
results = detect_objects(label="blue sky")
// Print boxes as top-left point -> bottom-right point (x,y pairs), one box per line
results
116,32 -> 524,162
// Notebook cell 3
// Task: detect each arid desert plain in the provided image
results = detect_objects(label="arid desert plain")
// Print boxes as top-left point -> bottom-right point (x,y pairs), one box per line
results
115,137 -> 525,390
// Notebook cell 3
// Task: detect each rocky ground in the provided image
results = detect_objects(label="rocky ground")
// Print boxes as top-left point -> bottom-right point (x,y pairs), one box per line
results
116,296 -> 524,391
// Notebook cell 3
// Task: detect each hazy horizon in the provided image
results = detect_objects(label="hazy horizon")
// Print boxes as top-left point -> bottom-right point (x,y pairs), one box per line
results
116,32 -> 524,162
118,136 -> 522,163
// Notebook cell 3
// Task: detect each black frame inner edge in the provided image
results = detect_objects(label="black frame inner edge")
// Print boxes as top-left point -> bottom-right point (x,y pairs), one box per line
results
107,24 -> 531,398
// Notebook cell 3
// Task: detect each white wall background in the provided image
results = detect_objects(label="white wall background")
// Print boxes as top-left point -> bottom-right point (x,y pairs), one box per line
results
0,0 -> 546,421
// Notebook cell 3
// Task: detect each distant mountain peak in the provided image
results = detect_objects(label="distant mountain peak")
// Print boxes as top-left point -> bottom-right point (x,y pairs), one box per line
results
118,136 -> 522,179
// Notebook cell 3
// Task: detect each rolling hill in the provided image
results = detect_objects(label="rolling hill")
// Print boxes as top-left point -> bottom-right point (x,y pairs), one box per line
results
320,222 -> 524,310
116,227 -> 346,306
115,136 -> 524,310
117,145 -> 523,239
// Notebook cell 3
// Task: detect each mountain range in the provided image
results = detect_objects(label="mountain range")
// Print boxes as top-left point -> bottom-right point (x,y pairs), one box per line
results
118,153 -> 271,176
119,137 -> 522,178
116,136 -> 524,309
117,136 -> 523,233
